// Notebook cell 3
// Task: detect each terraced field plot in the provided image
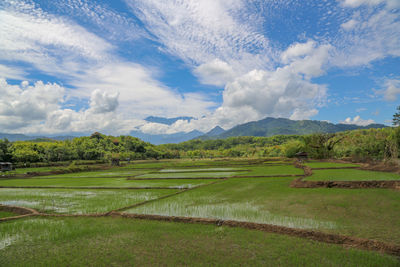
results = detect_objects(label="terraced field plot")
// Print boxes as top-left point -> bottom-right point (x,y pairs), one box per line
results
0,177 -> 216,188
1,158 -> 400,265
304,162 -> 360,168
0,188 -> 177,214
306,169 -> 400,181
1,217 -> 398,266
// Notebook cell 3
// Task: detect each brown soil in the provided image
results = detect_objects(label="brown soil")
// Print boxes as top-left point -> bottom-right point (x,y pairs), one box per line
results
290,179 -> 400,190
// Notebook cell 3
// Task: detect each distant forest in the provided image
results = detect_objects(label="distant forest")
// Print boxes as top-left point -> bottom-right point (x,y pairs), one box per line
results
1,127 -> 400,165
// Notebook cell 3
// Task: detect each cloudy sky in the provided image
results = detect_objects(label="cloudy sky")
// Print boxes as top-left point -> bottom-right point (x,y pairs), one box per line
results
0,0 -> 399,135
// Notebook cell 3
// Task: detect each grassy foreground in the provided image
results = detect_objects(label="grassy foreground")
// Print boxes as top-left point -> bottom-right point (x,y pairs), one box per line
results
0,217 -> 398,267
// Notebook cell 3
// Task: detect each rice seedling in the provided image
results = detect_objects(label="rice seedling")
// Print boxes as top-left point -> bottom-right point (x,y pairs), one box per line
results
306,169 -> 400,181
0,188 -> 177,214
0,178 -> 217,188
304,161 -> 360,168
0,217 -> 398,266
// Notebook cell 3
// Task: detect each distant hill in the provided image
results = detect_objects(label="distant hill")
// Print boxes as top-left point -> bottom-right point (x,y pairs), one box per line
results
130,130 -> 203,145
200,117 -> 387,139
0,133 -> 77,142
144,116 -> 194,125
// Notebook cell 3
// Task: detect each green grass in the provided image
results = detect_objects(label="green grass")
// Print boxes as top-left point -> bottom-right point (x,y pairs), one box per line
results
136,172 -> 236,178
126,177 -> 400,244
0,188 -> 177,214
39,169 -> 149,178
0,217 -> 398,267
0,211 -> 16,219
304,161 -> 360,168
307,169 -> 400,181
235,165 -> 303,176
0,177 -> 217,188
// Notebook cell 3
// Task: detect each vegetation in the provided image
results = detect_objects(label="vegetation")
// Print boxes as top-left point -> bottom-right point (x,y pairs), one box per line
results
393,105 -> 400,126
1,158 -> 400,264
1,217 -> 398,266
306,169 -> 400,181
1,125 -> 399,164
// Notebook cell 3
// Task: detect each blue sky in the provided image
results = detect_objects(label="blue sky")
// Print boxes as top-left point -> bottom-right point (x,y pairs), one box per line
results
0,0 -> 399,135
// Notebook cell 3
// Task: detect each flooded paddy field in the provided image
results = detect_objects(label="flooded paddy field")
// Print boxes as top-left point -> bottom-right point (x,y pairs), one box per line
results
1,158 -> 399,265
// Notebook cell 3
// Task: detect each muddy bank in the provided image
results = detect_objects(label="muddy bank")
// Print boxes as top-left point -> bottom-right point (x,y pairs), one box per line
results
290,179 -> 400,189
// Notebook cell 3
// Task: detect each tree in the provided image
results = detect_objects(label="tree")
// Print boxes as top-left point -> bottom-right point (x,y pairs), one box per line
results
393,106 -> 400,126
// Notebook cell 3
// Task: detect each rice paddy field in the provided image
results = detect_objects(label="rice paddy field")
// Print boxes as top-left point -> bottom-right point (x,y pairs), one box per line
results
1,158 -> 399,266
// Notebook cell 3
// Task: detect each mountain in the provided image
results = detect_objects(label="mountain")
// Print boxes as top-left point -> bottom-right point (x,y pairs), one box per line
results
144,116 -> 194,125
200,117 -> 387,139
0,133 -> 78,142
199,126 -> 225,138
130,130 -> 203,145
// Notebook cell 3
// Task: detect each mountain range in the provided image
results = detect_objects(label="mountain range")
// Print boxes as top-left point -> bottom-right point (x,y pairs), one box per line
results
0,117 -> 387,144
199,117 -> 387,140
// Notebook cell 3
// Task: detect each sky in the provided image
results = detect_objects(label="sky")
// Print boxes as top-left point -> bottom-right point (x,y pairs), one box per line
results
0,0 -> 399,136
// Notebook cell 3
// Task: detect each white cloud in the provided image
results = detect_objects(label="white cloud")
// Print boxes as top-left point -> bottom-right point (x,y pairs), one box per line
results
281,40 -> 316,64
88,89 -> 119,114
341,19 -> 358,30
0,1 -> 112,76
340,0 -> 400,8
332,5 -> 400,67
125,0 -> 272,71
340,115 -> 375,126
383,79 -> 400,101
194,59 -> 235,86
71,62 -> 216,119
0,64 -> 25,80
0,78 -> 65,130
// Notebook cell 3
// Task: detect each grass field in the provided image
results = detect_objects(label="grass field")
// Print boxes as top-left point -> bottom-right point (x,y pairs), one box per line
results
1,158 -> 399,265
0,188 -> 177,214
306,169 -> 400,181
0,177 -> 216,188
0,211 -> 16,219
304,162 -> 360,168
126,177 -> 400,243
0,217 -> 398,267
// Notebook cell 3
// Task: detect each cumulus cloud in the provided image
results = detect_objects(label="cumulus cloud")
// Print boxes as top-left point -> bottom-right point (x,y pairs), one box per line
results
88,89 -> 119,114
382,79 -> 400,101
194,59 -> 235,86
340,115 -> 375,126
0,78 -> 65,130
